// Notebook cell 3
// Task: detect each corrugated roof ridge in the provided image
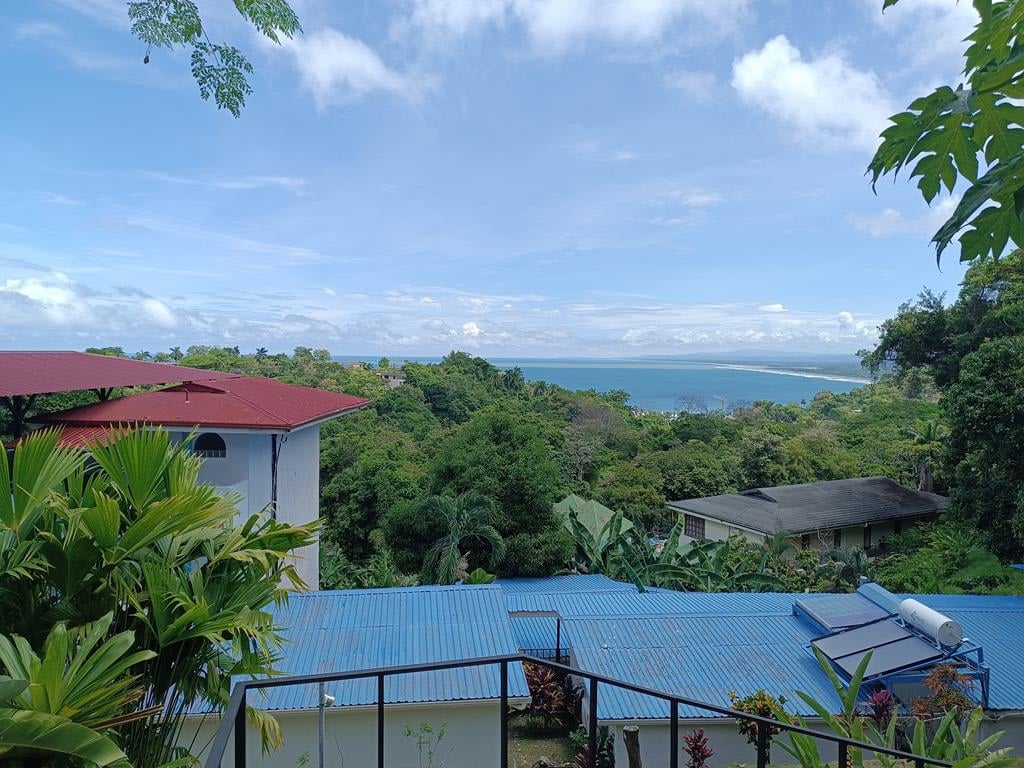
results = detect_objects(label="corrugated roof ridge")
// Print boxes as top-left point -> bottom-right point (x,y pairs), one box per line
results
562,609 -> 794,620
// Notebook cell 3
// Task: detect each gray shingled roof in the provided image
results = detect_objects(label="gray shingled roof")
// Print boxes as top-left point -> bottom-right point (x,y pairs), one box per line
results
666,476 -> 949,535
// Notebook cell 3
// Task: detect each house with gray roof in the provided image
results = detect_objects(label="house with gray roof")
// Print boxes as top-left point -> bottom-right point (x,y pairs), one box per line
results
666,476 -> 949,550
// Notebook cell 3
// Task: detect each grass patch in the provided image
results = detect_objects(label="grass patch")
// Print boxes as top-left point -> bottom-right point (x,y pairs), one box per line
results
509,719 -> 575,768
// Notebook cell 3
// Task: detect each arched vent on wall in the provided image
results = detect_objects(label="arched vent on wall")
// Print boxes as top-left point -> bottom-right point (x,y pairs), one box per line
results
194,432 -> 227,458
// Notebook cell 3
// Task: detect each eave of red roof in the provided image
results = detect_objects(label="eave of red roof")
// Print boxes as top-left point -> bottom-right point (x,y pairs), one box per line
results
0,351 -> 234,398
33,375 -> 371,431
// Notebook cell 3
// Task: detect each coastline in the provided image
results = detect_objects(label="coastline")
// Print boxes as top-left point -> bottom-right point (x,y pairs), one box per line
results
711,363 -> 872,384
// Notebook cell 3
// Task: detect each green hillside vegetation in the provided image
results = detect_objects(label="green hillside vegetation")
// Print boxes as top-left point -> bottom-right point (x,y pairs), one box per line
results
3,344 -> 946,588
10,251 -> 1024,597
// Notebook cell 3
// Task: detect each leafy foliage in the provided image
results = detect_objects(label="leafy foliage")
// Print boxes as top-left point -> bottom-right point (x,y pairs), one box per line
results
773,647 -> 1018,768
864,251 -> 1024,557
521,663 -> 579,730
0,427 -> 318,767
869,0 -> 1024,263
125,0 -> 301,116
419,493 -> 506,585
0,614 -> 154,767
683,728 -> 714,768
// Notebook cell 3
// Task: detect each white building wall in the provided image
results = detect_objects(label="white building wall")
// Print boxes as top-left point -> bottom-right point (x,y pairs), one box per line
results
679,514 -> 765,546
182,702 -> 504,768
169,426 -> 321,589
677,514 -> 927,553
275,424 -> 321,589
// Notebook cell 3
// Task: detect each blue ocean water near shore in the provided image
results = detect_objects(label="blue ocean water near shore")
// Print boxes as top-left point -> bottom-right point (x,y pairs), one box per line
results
338,355 -> 869,412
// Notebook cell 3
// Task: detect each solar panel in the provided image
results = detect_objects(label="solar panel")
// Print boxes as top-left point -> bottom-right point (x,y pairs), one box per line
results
795,594 -> 891,631
833,637 -> 943,678
812,619 -> 946,680
812,620 -> 911,658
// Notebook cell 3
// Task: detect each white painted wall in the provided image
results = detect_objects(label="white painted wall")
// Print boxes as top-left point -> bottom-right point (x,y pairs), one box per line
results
170,424 -> 322,589
680,515 -> 764,546
275,424 -> 321,589
182,701 -> 505,768
678,512 -> 928,552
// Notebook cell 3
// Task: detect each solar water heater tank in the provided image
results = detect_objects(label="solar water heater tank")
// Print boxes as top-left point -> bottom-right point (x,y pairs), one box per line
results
899,599 -> 963,647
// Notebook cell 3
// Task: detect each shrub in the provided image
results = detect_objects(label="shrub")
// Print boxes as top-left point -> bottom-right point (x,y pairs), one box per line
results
684,728 -> 714,768
521,662 -> 580,730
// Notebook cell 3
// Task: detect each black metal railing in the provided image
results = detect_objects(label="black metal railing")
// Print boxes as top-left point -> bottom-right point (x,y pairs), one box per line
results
204,653 -> 953,768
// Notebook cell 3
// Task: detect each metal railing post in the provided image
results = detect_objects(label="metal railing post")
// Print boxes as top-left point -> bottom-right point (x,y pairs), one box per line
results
500,661 -> 509,768
755,720 -> 768,768
588,680 -> 598,768
670,700 -> 679,768
233,688 -> 246,768
839,740 -> 849,768
377,673 -> 385,768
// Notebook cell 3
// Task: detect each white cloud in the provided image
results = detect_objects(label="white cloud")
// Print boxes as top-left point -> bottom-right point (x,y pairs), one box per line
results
663,69 -> 717,101
144,172 -> 307,191
40,192 -> 82,206
660,188 -> 724,207
846,196 -> 958,237
731,35 -> 894,152
0,267 -> 878,354
402,0 -> 750,53
567,139 -> 638,162
15,21 -> 66,40
141,298 -> 177,328
52,0 -> 127,27
837,310 -> 873,338
281,28 -> 432,108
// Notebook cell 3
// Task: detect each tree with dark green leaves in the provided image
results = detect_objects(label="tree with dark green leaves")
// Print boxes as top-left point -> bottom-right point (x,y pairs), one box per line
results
126,0 -> 301,117
865,251 -> 1024,556
869,0 -> 1024,263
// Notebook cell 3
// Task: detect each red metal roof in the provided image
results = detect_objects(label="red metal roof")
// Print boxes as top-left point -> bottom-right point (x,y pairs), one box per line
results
5,425 -> 117,450
34,376 -> 370,431
0,351 -> 234,398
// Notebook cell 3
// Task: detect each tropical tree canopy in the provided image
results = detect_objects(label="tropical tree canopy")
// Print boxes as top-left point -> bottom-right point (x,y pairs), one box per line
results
869,0 -> 1024,263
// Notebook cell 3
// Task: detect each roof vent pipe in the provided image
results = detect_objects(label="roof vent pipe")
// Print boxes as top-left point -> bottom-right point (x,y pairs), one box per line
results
899,599 -> 963,647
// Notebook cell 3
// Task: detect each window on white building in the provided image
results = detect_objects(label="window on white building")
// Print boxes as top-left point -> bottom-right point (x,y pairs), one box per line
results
684,514 -> 705,539
194,432 -> 227,458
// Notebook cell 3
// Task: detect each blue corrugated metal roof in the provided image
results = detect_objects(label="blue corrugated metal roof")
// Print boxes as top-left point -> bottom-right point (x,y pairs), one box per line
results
506,588 -> 798,617
537,583 -> 1024,720
568,615 -> 842,720
242,585 -> 528,712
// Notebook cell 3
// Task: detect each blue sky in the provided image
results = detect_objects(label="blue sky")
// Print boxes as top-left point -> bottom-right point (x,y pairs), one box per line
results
1,0 -> 976,357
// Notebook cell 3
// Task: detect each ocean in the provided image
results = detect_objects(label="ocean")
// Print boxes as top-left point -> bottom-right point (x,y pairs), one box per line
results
341,355 -> 869,412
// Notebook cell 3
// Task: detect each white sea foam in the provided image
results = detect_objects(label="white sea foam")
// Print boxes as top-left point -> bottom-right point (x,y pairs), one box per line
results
712,363 -> 871,384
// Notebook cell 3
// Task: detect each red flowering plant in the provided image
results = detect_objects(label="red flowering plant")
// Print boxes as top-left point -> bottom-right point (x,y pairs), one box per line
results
683,728 -> 714,768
